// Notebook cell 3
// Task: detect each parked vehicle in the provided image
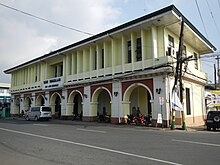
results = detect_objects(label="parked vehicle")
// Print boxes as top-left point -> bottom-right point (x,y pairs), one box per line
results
25,106 -> 52,121
97,114 -> 111,123
127,114 -> 135,124
134,115 -> 145,125
127,114 -> 152,126
206,111 -> 220,131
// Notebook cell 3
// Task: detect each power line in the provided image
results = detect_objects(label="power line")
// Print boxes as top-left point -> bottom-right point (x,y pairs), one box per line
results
219,0 -> 220,8
194,0 -> 209,38
205,0 -> 220,38
0,2 -> 93,36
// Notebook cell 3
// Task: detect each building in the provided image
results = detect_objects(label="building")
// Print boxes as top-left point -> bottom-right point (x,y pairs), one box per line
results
4,5 -> 216,127
0,83 -> 11,110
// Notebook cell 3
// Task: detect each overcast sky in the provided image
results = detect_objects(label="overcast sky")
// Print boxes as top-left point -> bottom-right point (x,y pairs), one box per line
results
1,0 -> 220,84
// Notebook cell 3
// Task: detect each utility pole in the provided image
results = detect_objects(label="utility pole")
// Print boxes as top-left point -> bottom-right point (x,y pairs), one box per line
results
171,19 -> 186,130
214,64 -> 217,89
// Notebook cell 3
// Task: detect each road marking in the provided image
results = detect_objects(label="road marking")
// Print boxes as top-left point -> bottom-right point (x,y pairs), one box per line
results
77,128 -> 106,133
33,124 -> 48,127
172,139 -> 220,147
0,127 -> 182,165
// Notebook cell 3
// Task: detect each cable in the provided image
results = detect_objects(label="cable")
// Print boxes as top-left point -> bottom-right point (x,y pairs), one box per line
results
194,0 -> 209,38
0,2 -> 93,36
219,0 -> 220,8
205,0 -> 220,37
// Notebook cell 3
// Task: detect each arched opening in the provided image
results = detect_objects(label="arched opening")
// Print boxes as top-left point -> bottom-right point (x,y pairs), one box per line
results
55,96 -> 61,119
23,97 -> 31,112
123,83 -> 153,123
50,93 -> 62,119
36,95 -> 45,106
74,93 -> 83,120
92,87 -> 112,122
129,86 -> 152,116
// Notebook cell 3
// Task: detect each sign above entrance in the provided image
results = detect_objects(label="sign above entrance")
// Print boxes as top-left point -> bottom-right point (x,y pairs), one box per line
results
42,77 -> 63,90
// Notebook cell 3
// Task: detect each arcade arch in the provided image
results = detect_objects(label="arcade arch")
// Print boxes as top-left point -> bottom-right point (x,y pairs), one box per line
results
91,87 -> 112,118
23,96 -> 31,112
123,83 -> 153,117
50,92 -> 62,118
68,90 -> 83,120
35,95 -> 45,106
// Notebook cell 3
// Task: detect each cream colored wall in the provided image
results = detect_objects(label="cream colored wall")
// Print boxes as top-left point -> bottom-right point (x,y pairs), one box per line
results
10,25 -> 206,95
157,26 -> 165,57
184,81 -> 205,123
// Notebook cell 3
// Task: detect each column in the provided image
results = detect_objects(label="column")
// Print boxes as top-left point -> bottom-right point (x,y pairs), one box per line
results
44,91 -> 50,107
131,32 -> 136,71
96,44 -> 100,77
66,103 -> 74,116
141,29 -> 147,69
152,26 -> 158,60
112,80 -> 122,123
61,89 -> 67,116
111,39 -> 115,75
121,35 -> 126,73
83,86 -> 90,116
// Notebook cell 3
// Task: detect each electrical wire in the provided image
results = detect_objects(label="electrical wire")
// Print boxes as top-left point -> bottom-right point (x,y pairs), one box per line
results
219,0 -> 220,8
0,2 -> 93,36
205,0 -> 220,38
194,0 -> 209,38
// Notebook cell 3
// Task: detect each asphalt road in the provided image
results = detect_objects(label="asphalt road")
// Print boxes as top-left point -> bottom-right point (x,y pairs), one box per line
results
0,118 -> 219,165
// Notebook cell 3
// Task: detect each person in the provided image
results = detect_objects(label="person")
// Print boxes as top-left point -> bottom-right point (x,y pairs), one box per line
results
136,107 -> 140,117
21,110 -> 24,117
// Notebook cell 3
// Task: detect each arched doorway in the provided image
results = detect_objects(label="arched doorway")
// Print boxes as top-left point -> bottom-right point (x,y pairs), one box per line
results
91,87 -> 112,122
23,97 -> 31,112
36,95 -> 45,106
68,91 -> 83,120
13,97 -> 20,114
129,86 -> 152,116
123,83 -> 153,119
55,96 -> 61,119
50,93 -> 62,119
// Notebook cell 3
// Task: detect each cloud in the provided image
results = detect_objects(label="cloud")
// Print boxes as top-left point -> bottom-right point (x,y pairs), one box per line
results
0,0 -> 122,83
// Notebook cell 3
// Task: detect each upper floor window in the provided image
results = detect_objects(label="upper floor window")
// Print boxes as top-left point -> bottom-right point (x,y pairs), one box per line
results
35,65 -> 38,82
95,51 -> 97,70
127,40 -> 131,63
168,35 -> 174,48
186,88 -> 191,115
101,49 -> 104,68
60,64 -> 63,76
136,38 -> 142,61
194,52 -> 198,70
54,63 -> 63,77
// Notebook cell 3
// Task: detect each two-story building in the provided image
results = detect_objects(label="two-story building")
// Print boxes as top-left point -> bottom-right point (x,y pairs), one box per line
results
4,5 -> 216,127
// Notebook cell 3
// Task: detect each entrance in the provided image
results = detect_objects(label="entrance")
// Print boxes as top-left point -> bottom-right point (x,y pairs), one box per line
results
55,96 -> 61,119
129,86 -> 152,116
73,93 -> 83,120
36,95 -> 45,106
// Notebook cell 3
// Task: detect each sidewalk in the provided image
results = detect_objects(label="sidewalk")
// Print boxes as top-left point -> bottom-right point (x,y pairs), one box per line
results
2,116 -> 207,132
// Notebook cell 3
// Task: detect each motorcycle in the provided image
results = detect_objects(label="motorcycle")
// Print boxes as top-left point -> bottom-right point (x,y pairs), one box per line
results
97,114 -> 111,123
127,114 -> 135,124
134,115 -> 145,125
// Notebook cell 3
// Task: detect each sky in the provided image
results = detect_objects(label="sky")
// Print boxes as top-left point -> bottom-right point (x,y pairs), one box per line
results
0,0 -> 220,84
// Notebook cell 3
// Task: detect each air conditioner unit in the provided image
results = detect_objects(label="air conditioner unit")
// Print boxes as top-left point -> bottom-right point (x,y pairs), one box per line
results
170,47 -> 176,57
167,47 -> 176,57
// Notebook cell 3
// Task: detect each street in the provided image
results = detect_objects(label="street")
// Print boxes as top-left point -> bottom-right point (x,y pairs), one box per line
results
0,118 -> 219,165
